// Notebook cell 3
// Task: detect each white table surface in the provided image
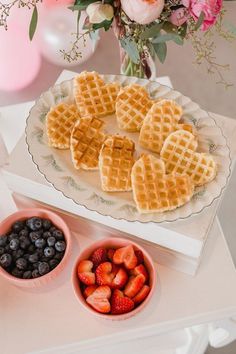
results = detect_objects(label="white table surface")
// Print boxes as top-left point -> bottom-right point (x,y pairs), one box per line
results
1,70 -> 236,354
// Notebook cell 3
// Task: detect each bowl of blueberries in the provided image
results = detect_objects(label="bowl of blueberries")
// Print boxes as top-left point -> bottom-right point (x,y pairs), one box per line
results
0,208 -> 71,287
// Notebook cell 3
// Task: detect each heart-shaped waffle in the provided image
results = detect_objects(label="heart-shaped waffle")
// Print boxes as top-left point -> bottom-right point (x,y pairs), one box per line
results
161,130 -> 217,186
99,135 -> 135,192
131,154 -> 194,213
139,99 -> 185,153
70,116 -> 106,170
46,103 -> 80,149
74,71 -> 120,117
116,84 -> 153,132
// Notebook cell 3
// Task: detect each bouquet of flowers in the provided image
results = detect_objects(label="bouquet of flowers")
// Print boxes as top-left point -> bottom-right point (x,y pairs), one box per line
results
66,0 -> 236,85
0,0 -> 235,85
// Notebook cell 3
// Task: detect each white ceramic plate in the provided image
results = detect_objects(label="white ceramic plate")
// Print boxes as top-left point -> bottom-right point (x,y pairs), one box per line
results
25,75 -> 231,223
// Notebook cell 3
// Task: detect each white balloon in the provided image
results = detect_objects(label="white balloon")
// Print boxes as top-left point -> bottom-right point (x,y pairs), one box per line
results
36,7 -> 97,67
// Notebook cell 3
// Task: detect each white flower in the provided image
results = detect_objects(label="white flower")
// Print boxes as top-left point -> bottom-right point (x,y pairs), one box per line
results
87,1 -> 114,24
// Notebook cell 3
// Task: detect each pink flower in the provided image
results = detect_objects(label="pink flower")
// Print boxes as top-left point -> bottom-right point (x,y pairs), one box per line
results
169,8 -> 189,27
182,0 -> 223,31
121,0 -> 165,25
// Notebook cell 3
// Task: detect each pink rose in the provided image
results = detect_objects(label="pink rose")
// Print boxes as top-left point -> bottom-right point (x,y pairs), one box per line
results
169,8 -> 189,27
182,0 -> 223,31
121,0 -> 164,25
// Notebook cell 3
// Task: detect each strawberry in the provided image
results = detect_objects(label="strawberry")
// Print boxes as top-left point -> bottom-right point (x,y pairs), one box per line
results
86,285 -> 111,313
124,274 -> 145,298
90,247 -> 107,268
107,248 -> 115,262
83,285 -> 98,299
111,268 -> 128,289
77,260 -> 95,285
113,245 -> 137,270
95,262 -> 115,286
135,250 -> 144,265
111,289 -> 134,314
130,264 -> 148,282
133,285 -> 150,305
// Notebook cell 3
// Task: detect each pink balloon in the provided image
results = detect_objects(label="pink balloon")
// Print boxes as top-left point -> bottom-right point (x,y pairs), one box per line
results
0,24 -> 41,91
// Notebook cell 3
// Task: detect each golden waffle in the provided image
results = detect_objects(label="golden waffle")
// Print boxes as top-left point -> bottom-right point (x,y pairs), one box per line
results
116,84 -> 153,132
99,135 -> 135,191
46,103 -> 79,149
131,154 -> 194,213
139,100 -> 184,153
160,130 -> 217,186
70,116 -> 106,170
74,71 -> 120,117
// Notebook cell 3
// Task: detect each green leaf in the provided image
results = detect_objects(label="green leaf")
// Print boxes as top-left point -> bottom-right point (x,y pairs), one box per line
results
140,22 -> 163,39
153,42 -> 167,63
224,21 -> 236,36
194,11 -> 205,31
92,19 -> 113,31
120,37 -> 140,64
29,6 -> 38,41
162,22 -> 178,33
179,22 -> 187,39
152,33 -> 183,45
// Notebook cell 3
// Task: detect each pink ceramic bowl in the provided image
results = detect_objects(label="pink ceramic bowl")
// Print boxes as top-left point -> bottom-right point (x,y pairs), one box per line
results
72,237 -> 156,320
0,208 -> 72,288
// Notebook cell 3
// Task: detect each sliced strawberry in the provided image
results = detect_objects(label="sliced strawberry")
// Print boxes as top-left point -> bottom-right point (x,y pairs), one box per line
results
86,285 -> 111,313
95,262 -> 114,286
130,264 -> 149,282
111,289 -> 134,315
107,248 -> 115,262
83,285 -> 98,299
111,268 -> 128,289
124,274 -> 145,298
77,260 -> 95,285
135,250 -> 144,265
113,245 -> 137,270
133,285 -> 150,305
90,247 -> 107,268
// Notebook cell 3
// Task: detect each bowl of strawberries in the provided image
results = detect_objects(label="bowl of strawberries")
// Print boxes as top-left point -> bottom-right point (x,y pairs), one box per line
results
72,237 -> 156,320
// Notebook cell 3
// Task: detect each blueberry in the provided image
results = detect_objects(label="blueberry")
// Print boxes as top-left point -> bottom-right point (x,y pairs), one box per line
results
35,238 -> 46,249
52,229 -> 64,240
54,252 -> 64,261
32,262 -> 40,269
47,236 -> 56,247
43,231 -> 52,239
42,219 -> 52,230
23,253 -> 30,261
4,244 -> 11,253
55,241 -> 66,252
0,247 -> 4,256
32,269 -> 40,278
29,231 -> 42,243
26,217 -> 43,231
38,262 -> 50,275
28,253 -> 39,263
16,257 -> 27,270
11,267 -> 23,278
9,238 -> 20,251
49,259 -> 59,269
12,250 -> 23,260
0,235 -> 8,247
36,248 -> 44,258
28,244 -> 36,254
19,236 -> 31,250
23,270 -> 32,279
8,233 -> 19,241
19,228 -> 29,238
12,220 -> 25,233
49,226 -> 56,234
0,253 -> 12,268
44,247 -> 55,258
